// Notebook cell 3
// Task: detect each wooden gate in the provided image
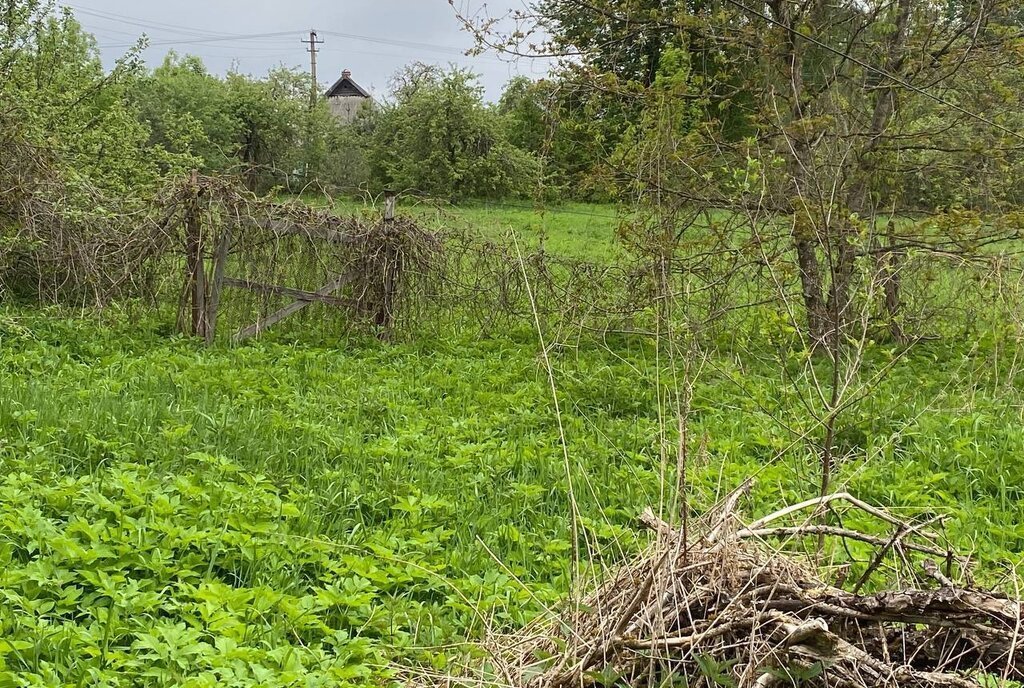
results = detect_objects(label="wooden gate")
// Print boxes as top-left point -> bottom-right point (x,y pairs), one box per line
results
178,173 -> 399,344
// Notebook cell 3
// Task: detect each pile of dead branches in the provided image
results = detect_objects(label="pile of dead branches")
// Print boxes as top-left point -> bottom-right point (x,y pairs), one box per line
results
477,487 -> 1022,688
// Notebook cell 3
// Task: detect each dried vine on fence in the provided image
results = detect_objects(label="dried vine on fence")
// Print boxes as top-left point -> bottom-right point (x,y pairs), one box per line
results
0,121 -> 171,305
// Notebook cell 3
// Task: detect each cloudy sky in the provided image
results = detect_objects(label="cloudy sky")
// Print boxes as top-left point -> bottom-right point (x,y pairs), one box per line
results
65,1 -> 551,101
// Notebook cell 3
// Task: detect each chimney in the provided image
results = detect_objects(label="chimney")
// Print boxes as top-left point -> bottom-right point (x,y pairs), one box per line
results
342,69 -> 352,79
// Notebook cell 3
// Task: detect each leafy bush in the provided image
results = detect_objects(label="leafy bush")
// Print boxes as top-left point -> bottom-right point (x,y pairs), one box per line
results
368,68 -> 541,201
0,2 -> 162,194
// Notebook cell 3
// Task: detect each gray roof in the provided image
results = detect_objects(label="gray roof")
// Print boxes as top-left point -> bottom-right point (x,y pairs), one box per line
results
325,71 -> 370,98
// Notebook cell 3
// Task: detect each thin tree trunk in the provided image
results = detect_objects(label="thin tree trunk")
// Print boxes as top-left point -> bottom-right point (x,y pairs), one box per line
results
771,0 -> 829,348
843,0 -> 913,344
826,230 -> 856,351
796,236 -> 827,344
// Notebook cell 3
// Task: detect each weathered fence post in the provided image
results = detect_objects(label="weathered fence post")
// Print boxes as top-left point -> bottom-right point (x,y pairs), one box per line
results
376,191 -> 399,337
205,226 -> 231,345
184,170 -> 208,339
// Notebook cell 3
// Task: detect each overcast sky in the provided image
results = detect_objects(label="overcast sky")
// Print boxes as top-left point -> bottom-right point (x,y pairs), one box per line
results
65,1 -> 550,102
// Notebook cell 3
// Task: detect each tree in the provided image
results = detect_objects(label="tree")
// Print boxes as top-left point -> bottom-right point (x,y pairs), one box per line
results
455,0 -> 1024,509
489,0 -> 1024,347
1,0 -> 160,191
225,67 -> 308,189
316,102 -> 375,193
537,0 -> 678,87
133,53 -> 238,174
499,76 -> 550,155
497,76 -> 611,199
1,0 -> 171,302
369,67 -> 540,201
134,57 -> 317,191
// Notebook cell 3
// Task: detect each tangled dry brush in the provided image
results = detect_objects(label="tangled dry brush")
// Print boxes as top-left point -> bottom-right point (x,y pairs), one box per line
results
432,487 -> 1024,688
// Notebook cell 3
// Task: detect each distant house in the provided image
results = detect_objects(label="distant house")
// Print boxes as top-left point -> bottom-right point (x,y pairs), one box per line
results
325,69 -> 371,124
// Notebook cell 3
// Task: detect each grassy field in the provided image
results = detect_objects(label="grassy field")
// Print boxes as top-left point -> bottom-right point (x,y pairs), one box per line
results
330,196 -> 627,262
2,203 -> 1024,685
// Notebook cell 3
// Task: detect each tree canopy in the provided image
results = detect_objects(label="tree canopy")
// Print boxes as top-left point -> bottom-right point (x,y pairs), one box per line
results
367,66 -> 540,201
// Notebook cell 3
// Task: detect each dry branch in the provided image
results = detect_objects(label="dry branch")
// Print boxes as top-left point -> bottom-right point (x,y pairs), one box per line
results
463,489 -> 1023,688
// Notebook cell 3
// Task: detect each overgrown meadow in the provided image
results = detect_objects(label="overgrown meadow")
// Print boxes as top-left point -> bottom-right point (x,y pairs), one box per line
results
1,205 -> 1024,686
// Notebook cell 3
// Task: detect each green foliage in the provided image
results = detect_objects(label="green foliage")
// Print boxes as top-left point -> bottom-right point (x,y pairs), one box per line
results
0,1 -> 177,302
610,42 -> 708,203
538,0 -> 673,86
4,201 -> 1024,678
0,454 -> 387,686
0,0 -> 163,192
6,0 -> 1024,681
499,77 -> 550,155
526,0 -> 1024,344
696,655 -> 738,688
133,56 -> 325,190
318,104 -> 376,192
0,2 -> 600,203
225,68 -> 312,189
133,53 -> 239,173
497,76 -> 611,200
369,68 -> 540,201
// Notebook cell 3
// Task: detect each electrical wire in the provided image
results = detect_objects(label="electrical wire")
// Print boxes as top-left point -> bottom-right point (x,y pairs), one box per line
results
97,32 -> 300,50
318,30 -> 472,58
65,4 -> 235,38
68,3 -> 514,64
67,3 -> 306,51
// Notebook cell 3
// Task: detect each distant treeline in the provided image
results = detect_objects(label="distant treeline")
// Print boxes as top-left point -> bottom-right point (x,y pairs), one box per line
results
0,0 -> 610,203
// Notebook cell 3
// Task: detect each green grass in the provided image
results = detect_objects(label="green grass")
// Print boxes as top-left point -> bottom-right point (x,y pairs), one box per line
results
327,196 -> 626,262
2,204 -> 1024,685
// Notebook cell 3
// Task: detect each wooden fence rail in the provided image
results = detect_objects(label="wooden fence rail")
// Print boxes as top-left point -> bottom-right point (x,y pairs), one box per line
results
178,177 -> 398,344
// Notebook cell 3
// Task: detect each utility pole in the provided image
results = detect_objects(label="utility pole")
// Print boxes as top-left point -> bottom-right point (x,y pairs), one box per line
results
302,29 -> 324,109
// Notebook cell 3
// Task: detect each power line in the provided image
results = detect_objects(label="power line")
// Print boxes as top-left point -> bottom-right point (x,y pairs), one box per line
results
97,32 -> 300,50
70,4 -> 506,63
69,7 -> 224,39
79,24 -> 150,40
722,0 -> 1024,143
318,30 -> 511,64
316,44 -> 490,65
318,30 -> 469,57
86,26 -> 147,40
98,31 -> 506,64
66,4 -> 235,38
172,49 -> 300,61
67,3 -> 303,48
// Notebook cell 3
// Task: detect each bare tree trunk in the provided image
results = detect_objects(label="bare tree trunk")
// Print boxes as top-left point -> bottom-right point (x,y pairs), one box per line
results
826,229 -> 856,351
795,236 -> 827,344
871,229 -> 906,343
771,0 -> 830,348
844,0 -> 913,344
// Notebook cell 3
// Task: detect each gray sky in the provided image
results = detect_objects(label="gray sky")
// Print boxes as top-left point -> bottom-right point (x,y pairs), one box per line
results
65,1 -> 550,101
